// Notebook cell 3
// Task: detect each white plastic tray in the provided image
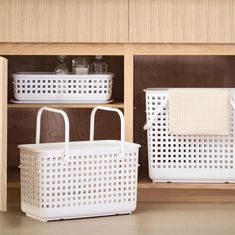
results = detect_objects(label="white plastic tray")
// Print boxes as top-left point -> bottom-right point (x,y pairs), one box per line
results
13,72 -> 114,101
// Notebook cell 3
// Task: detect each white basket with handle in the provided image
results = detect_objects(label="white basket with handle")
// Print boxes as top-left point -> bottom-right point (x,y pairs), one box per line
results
144,88 -> 235,183
19,106 -> 140,221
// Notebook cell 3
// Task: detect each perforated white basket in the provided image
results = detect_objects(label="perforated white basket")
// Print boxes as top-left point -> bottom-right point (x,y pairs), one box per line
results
13,73 -> 113,102
19,106 -> 140,221
144,88 -> 235,183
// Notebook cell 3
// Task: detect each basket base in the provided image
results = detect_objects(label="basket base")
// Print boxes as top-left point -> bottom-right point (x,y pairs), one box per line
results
26,211 -> 132,222
149,170 -> 235,183
10,99 -> 113,104
152,179 -> 235,183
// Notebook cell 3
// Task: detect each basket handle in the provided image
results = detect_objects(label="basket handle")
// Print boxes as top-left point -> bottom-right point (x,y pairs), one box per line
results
90,106 -> 125,157
36,106 -> 70,161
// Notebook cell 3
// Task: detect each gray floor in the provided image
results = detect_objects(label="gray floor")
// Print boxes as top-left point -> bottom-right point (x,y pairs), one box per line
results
1,203 -> 235,235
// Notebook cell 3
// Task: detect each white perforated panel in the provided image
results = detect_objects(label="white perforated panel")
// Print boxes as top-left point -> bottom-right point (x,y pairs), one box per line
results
13,74 -> 113,101
145,89 -> 235,182
20,147 -> 139,221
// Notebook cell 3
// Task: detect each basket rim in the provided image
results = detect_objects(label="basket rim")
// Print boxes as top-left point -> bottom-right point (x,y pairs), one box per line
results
18,140 -> 140,154
13,72 -> 114,79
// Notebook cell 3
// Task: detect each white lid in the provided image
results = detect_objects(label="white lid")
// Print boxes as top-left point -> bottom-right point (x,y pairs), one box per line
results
18,140 -> 140,154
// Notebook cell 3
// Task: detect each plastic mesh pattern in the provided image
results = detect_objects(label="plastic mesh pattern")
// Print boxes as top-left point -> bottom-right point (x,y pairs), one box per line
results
13,76 -> 113,101
20,149 -> 138,217
146,90 -> 235,182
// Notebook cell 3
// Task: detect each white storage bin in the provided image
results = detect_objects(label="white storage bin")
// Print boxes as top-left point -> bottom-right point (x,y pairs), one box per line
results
144,88 -> 235,183
19,106 -> 140,221
13,73 -> 113,102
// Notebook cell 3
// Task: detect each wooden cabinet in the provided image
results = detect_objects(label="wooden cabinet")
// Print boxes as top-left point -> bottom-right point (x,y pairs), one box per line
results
1,0 -> 235,43
2,0 -> 235,212
0,0 -> 128,43
0,56 -> 7,212
129,0 -> 235,43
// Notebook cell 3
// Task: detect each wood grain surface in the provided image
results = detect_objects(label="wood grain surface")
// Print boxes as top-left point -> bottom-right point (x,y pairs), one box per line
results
0,0 -> 128,43
0,57 -> 7,211
130,0 -> 235,43
0,44 -> 126,56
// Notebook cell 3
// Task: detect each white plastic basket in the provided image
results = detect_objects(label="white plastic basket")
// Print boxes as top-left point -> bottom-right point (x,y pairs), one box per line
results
144,88 -> 235,183
19,106 -> 140,221
13,73 -> 113,102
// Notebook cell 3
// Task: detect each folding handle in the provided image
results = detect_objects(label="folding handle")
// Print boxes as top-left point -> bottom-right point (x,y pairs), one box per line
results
143,95 -> 169,131
90,106 -> 125,157
36,106 -> 70,161
230,98 -> 235,110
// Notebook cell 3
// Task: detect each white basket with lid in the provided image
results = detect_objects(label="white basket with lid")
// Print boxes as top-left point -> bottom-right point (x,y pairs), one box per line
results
13,73 -> 113,102
19,106 -> 140,221
144,88 -> 235,183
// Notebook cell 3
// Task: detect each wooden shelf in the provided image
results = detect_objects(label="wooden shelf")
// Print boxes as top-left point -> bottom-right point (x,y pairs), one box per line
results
7,102 -> 124,109
138,176 -> 235,190
137,174 -> 235,202
7,167 -> 235,203
8,167 -> 235,190
7,167 -> 20,189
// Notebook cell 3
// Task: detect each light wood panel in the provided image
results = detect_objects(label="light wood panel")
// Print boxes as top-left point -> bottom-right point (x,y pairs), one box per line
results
8,102 -> 124,109
129,0 -> 235,43
138,176 -> 235,190
0,43 -> 125,55
3,43 -> 235,56
0,57 -> 7,212
124,45 -> 134,141
8,167 -> 235,203
138,188 -> 235,202
0,0 -> 128,43
138,174 -> 235,202
8,188 -> 235,203
138,175 -> 235,203
133,44 -> 235,55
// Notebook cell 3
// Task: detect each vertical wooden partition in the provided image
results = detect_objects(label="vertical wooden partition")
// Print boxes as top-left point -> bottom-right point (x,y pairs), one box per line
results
124,45 -> 134,141
0,56 -> 7,211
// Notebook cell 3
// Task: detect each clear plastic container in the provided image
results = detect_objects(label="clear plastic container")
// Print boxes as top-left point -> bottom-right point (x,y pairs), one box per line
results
55,56 -> 68,74
91,56 -> 108,74
72,57 -> 89,75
